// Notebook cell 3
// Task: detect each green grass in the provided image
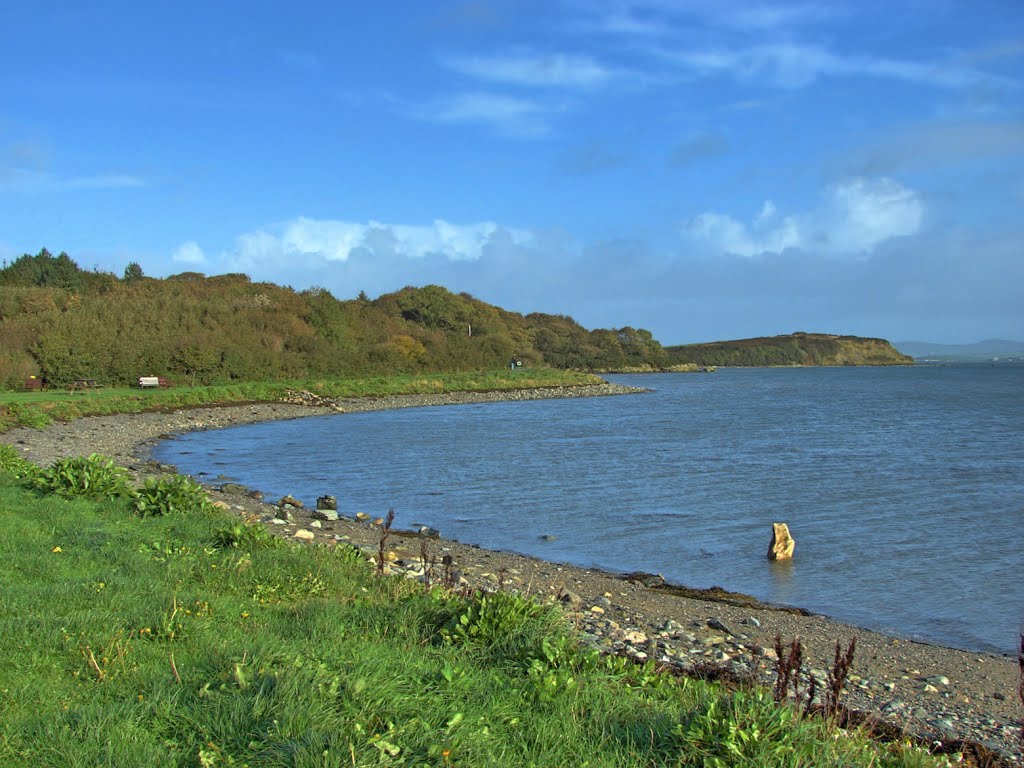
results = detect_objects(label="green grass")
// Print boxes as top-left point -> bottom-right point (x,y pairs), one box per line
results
0,466 -> 948,767
0,369 -> 603,433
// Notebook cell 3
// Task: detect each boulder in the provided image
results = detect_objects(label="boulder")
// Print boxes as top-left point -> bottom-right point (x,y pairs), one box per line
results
707,618 -> 735,636
559,590 -> 582,607
278,495 -> 303,508
767,522 -> 795,560
624,571 -> 665,587
312,509 -> 339,522
316,495 -> 338,511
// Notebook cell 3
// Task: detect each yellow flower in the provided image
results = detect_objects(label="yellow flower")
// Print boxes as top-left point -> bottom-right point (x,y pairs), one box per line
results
51,546 -> 62,553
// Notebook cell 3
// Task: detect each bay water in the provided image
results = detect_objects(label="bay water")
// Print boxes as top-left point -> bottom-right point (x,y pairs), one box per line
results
155,365 -> 1024,654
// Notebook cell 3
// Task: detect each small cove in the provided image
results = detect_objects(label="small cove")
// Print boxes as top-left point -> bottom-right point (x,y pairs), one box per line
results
155,366 -> 1024,655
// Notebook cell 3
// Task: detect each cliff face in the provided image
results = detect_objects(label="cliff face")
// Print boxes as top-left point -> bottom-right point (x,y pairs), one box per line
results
665,333 -> 914,367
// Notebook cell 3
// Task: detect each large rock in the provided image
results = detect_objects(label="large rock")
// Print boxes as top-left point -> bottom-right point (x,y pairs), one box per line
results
767,522 -> 795,560
316,495 -> 338,511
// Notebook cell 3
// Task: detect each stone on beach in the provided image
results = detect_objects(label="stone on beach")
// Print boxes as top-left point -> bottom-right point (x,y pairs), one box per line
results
767,522 -> 795,560
316,495 -> 338,511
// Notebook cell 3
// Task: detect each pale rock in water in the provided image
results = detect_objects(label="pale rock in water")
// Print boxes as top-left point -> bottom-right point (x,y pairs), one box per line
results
767,522 -> 795,560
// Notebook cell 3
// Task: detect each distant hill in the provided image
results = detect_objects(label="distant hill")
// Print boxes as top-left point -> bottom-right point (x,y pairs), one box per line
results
665,333 -> 913,367
894,339 -> 1024,362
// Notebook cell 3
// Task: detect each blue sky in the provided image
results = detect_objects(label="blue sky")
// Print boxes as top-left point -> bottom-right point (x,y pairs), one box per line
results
2,1 -> 1022,344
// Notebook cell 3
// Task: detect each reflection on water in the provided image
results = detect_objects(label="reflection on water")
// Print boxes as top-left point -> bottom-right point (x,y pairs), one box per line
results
768,559 -> 796,605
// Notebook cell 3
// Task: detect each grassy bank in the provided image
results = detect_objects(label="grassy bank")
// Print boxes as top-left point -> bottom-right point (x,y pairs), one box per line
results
0,454 -> 946,767
0,369 -> 601,433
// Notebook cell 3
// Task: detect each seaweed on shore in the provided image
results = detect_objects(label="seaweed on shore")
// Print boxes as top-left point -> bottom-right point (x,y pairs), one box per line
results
622,572 -> 811,615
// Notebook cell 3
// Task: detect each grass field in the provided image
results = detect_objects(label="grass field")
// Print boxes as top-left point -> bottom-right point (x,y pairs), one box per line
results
0,456 -> 947,767
0,369 -> 603,433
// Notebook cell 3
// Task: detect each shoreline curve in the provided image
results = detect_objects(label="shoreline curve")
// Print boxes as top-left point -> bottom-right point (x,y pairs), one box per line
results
1,383 -> 1020,763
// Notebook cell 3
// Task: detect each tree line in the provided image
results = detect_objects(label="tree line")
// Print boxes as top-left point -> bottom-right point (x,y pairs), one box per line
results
0,249 -> 668,389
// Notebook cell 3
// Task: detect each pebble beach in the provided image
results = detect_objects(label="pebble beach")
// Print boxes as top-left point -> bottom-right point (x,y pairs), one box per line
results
2,383 -> 1020,765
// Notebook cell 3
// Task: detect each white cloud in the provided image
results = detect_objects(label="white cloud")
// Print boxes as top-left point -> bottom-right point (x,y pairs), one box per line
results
661,43 -> 1013,90
686,206 -> 800,257
590,10 -> 672,38
683,177 -> 924,258
444,51 -> 613,88
0,169 -> 146,191
821,178 -> 924,253
394,220 -> 504,261
229,218 -> 533,268
61,174 -> 146,190
579,1 -> 841,38
281,218 -> 367,261
172,241 -> 206,264
426,92 -> 550,137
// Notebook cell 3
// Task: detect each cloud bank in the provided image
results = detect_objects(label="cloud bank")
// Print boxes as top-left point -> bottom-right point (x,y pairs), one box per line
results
228,218 -> 534,271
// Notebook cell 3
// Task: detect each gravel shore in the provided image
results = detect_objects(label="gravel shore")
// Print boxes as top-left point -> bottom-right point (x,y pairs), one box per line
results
2,383 -> 1020,765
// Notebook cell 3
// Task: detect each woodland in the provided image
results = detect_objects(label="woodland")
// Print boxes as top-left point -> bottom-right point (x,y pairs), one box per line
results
0,249 -> 668,389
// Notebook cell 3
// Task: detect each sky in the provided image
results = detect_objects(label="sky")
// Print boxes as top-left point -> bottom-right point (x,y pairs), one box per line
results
1,1 -> 1022,345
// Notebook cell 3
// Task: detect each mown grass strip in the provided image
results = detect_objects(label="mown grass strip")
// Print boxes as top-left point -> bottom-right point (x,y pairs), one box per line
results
0,467 -> 946,767
0,369 -> 603,432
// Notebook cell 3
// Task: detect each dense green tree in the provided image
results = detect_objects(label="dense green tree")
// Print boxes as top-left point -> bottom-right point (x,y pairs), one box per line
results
123,262 -> 145,282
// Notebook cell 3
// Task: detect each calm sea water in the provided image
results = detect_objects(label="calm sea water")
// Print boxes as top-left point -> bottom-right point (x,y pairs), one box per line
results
155,366 -> 1024,654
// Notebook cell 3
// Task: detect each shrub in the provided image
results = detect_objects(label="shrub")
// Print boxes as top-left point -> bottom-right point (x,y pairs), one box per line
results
4,403 -> 52,430
674,688 -> 802,766
440,590 -> 569,667
133,474 -> 210,517
213,521 -> 279,550
32,454 -> 134,500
